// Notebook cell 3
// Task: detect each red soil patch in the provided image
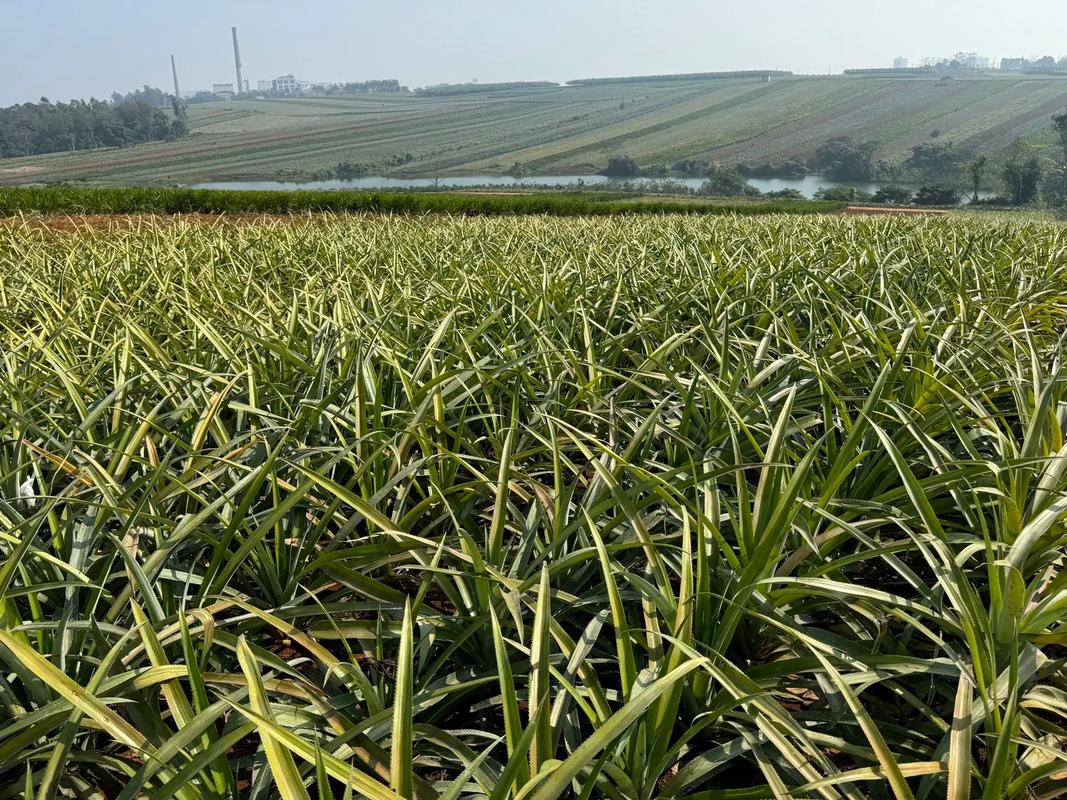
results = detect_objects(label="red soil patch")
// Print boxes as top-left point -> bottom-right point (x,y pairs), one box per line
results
843,205 -> 949,217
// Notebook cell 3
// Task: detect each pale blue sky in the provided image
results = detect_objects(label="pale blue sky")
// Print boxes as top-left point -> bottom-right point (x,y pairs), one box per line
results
3,0 -> 1067,105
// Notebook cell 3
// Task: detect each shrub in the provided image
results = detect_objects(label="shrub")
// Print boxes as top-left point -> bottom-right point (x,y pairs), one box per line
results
871,185 -> 914,205
914,184 -> 959,206
813,184 -> 873,202
600,156 -> 640,178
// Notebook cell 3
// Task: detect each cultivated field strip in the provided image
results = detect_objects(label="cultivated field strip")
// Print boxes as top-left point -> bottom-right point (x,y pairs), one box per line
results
5,75 -> 1067,185
1,214 -> 1066,798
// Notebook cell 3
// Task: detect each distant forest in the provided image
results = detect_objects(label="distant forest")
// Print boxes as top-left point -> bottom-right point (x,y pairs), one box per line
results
413,81 -> 559,97
0,87 -> 186,159
410,73 -> 794,96
568,70 -> 793,86
326,79 -> 407,94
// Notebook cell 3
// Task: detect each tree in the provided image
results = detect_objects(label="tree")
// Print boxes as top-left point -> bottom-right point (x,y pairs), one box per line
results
698,167 -> 749,197
914,185 -> 959,206
1001,152 -> 1043,205
813,184 -> 873,202
905,142 -> 968,183
739,158 -> 808,178
0,90 -> 185,158
950,52 -> 980,70
872,186 -> 913,205
334,161 -> 367,179
326,80 -> 406,95
1052,110 -> 1067,203
169,98 -> 188,138
672,159 -> 710,177
1047,165 -> 1067,206
601,156 -> 640,178
112,85 -> 170,109
814,137 -> 879,181
969,156 -> 988,203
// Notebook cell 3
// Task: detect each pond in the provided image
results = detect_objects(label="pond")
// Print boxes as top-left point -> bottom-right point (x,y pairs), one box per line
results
192,175 -> 996,201
745,175 -> 998,201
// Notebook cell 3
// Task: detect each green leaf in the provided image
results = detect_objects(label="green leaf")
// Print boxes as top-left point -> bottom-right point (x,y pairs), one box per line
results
524,659 -> 704,800
391,599 -> 415,800
947,672 -> 973,800
235,635 -> 312,800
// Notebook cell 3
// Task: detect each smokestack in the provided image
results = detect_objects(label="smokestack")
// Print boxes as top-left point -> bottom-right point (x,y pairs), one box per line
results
171,54 -> 181,100
232,27 -> 244,96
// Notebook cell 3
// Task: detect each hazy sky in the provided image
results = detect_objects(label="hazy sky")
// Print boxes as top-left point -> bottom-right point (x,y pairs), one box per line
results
3,0 -> 1067,105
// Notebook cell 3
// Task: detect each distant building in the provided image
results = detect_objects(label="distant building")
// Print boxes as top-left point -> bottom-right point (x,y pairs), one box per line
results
212,83 -> 234,94
1000,58 -> 1027,71
257,80 -> 273,92
272,75 -> 299,95
893,57 -> 909,70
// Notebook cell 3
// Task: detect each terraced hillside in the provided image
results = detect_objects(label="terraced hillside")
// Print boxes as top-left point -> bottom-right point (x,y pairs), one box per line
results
3,73 -> 1067,185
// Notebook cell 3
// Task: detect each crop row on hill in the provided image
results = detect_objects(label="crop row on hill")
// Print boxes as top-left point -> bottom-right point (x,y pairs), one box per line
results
3,75 -> 1067,186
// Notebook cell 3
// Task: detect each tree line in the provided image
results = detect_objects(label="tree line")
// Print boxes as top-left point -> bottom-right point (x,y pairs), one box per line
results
0,87 -> 186,159
596,108 -> 1067,208
804,122 -> 1067,207
413,82 -> 559,97
569,71 -> 792,86
324,80 -> 408,95
610,109 -> 1067,208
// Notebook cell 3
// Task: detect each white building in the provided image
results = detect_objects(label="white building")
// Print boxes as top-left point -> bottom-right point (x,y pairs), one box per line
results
257,80 -> 273,92
272,75 -> 299,95
892,57 -> 909,70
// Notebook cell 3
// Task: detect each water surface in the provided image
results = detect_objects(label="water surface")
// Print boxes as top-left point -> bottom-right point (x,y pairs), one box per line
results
193,174 -> 995,200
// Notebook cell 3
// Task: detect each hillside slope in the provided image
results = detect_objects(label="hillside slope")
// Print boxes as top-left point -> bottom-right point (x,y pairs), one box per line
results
2,73 -> 1066,185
